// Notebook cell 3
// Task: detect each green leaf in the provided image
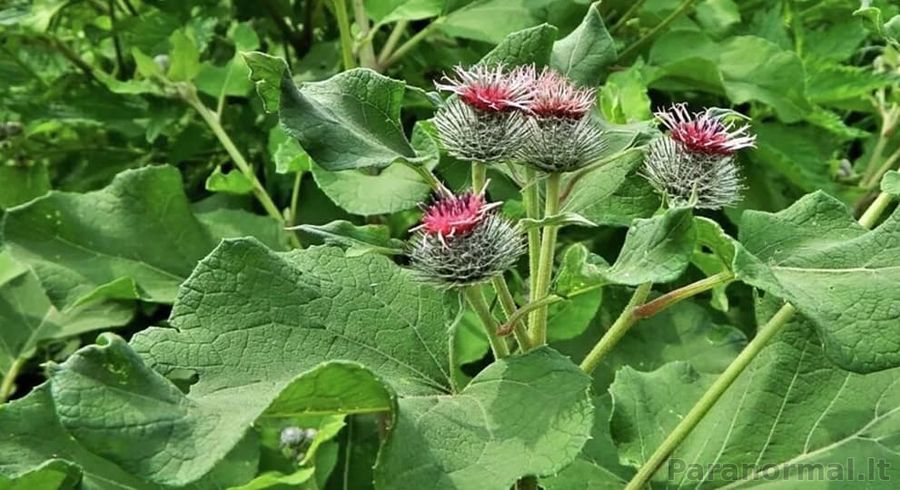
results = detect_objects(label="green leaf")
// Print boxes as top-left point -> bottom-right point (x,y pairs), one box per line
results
554,294 -> 746,390
751,123 -> 844,195
603,208 -> 696,285
366,0 -> 443,24
0,165 -> 280,309
548,244 -> 607,341
293,220 -> 405,256
311,122 -> 438,215
0,256 -> 132,377
478,23 -> 558,67
230,469 -> 315,490
0,163 -> 50,209
732,191 -> 900,372
244,52 -> 288,113
167,30 -> 200,82
550,3 -> 616,87
441,1 -> 556,44
375,347 -> 593,490
610,362 -> 715,467
613,303 -> 900,486
194,207 -> 290,251
0,460 -> 80,490
131,47 -> 163,79
882,170 -> 900,195
269,126 -> 312,174
205,166 -> 254,195
561,130 -> 660,227
279,67 -> 418,171
542,397 -> 633,490
520,212 -> 596,230
598,62 -> 652,124
195,23 -> 260,98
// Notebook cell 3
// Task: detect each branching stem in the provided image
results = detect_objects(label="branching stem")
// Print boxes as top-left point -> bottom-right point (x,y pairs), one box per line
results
463,284 -> 510,359
529,173 -> 561,345
579,282 -> 653,374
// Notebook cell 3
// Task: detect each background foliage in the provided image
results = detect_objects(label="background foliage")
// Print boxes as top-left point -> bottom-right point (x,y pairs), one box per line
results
1,0 -> 899,488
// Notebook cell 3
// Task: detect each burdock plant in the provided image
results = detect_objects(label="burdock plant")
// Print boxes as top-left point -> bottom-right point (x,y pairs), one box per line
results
643,104 -> 756,209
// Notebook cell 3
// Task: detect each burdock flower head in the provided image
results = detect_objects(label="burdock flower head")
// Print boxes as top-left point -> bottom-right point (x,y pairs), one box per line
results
517,69 -> 605,173
408,189 -> 525,286
643,104 -> 756,209
433,64 -> 534,163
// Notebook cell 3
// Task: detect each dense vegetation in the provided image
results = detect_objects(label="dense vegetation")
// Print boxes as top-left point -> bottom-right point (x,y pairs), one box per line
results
1,0 -> 899,489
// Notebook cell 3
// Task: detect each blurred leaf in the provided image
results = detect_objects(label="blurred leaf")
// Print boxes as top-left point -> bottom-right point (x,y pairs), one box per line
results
167,30 -> 200,82
293,221 -> 405,256
599,62 -> 652,124
441,0 -> 556,44
366,0 -> 444,24
547,244 -> 607,341
0,163 -> 50,208
205,166 -> 254,195
883,170 -> 900,194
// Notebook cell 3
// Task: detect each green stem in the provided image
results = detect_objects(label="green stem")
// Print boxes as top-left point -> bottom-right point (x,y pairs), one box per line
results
185,90 -> 301,249
377,20 -> 409,67
862,145 -> 900,190
491,276 -> 532,352
351,0 -> 377,69
331,0 -> 357,70
579,282 -> 653,373
617,0 -> 697,63
402,161 -> 444,192
471,161 -> 487,192
611,0 -> 647,34
381,18 -> 443,68
859,192 -> 893,229
529,173 -> 561,345
497,295 -> 563,338
522,167 -> 542,301
626,188 -> 893,488
633,271 -> 734,319
624,303 -> 797,489
1,357 -> 26,402
463,284 -> 510,359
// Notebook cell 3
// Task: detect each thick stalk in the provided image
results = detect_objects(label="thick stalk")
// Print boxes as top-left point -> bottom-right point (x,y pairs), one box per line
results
626,188 -> 895,488
624,303 -> 797,489
351,0 -> 377,69
491,276 -> 532,352
633,271 -> 734,319
618,0 -> 697,63
859,192 -> 893,229
185,92 -> 301,248
579,283 -> 653,373
1,357 -> 26,402
471,161 -> 487,192
529,173 -> 561,345
463,285 -> 510,359
862,145 -> 900,190
331,0 -> 356,69
522,167 -> 542,299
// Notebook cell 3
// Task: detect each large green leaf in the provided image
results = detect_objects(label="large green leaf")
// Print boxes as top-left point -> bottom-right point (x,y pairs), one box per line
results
245,53 -> 417,171
603,208 -> 696,285
554,295 -> 746,391
0,254 -> 132,378
610,303 -> 900,487
550,3 -> 616,87
0,165 -> 285,310
542,396 -> 634,490
733,191 -> 900,372
375,347 -> 593,490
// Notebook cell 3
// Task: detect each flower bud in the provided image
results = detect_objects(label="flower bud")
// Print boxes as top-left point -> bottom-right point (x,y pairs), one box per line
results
516,69 -> 604,173
433,64 -> 535,163
409,192 -> 525,286
642,104 -> 755,209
